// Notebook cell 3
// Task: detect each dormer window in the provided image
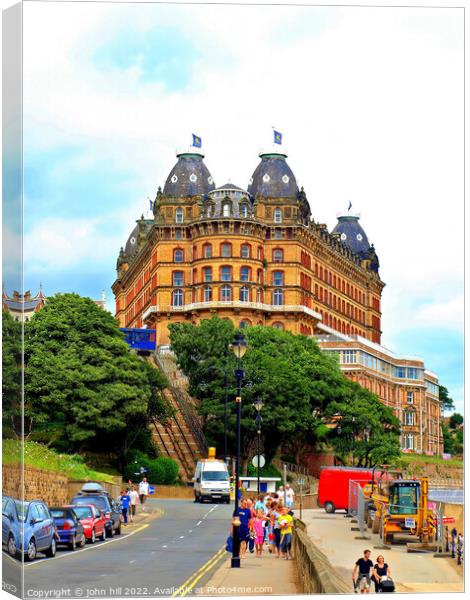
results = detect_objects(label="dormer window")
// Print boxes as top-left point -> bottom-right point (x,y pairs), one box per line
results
175,208 -> 184,224
240,203 -> 249,218
222,200 -> 232,217
205,202 -> 214,218
274,208 -> 282,223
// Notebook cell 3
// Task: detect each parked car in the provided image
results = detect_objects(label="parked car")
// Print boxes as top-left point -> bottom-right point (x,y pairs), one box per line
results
2,496 -> 57,561
71,483 -> 121,537
67,504 -> 106,543
49,507 -> 86,550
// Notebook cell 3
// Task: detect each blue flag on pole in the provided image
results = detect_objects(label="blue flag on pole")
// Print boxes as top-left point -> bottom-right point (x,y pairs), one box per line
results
273,130 -> 282,145
149,198 -> 153,211
192,134 -> 202,148
348,201 -> 352,211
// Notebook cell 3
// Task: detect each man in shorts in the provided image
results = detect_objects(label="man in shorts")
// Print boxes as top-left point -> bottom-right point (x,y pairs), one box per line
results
139,477 -> 150,511
129,485 -> 139,522
352,549 -> 374,593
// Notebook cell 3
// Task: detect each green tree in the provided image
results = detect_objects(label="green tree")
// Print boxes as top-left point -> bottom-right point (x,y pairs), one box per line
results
170,318 -> 359,471
325,380 -> 401,468
24,293 -> 170,459
2,310 -> 22,438
441,421 -> 455,455
448,412 -> 463,430
439,385 -> 454,412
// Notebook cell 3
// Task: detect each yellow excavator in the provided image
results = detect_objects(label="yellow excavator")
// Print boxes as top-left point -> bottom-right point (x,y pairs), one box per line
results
364,468 -> 436,545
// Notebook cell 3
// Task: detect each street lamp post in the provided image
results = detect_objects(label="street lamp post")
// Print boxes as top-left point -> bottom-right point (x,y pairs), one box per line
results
253,397 -> 264,497
229,332 -> 247,569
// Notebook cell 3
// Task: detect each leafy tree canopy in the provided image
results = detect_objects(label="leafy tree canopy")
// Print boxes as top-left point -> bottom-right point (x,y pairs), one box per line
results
439,385 -> 454,412
448,412 -> 463,430
24,293 -> 170,458
2,310 -> 22,438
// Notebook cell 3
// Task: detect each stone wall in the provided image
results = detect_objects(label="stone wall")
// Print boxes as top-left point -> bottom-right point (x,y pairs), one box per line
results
153,485 -> 194,499
3,464 -> 69,506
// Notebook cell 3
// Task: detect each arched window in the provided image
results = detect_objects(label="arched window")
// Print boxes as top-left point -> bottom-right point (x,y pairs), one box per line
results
256,288 -> 262,303
240,319 -> 251,328
241,244 -> 251,259
240,266 -> 250,282
274,208 -> 282,223
273,289 -> 284,306
174,248 -> 184,263
222,201 -> 232,217
240,286 -> 249,302
203,267 -> 212,282
205,202 -> 214,217
240,203 -> 249,218
273,271 -> 284,286
272,322 -> 284,330
220,285 -> 232,302
172,289 -> 183,307
273,248 -> 283,263
175,229 -> 182,240
175,207 -> 183,224
221,243 -> 232,258
203,243 -> 212,258
203,286 -> 212,302
220,266 -> 232,282
172,271 -> 184,287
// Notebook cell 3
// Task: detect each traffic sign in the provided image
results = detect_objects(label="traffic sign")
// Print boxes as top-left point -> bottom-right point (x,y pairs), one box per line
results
252,455 -> 265,468
299,478 -> 305,485
149,485 -> 155,494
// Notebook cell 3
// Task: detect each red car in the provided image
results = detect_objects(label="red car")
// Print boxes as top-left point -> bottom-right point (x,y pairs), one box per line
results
66,504 -> 106,543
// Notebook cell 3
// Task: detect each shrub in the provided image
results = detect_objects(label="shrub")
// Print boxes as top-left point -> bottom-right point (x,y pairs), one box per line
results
123,451 -> 179,485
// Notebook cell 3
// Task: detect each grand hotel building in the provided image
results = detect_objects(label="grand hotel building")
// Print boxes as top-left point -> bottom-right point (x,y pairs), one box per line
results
112,142 -> 442,455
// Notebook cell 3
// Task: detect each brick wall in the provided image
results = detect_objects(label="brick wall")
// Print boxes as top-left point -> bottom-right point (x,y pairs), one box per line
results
2,464 -> 69,506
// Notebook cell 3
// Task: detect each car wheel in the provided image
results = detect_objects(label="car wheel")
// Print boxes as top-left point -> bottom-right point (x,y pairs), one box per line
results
225,498 -> 231,504
25,538 -> 37,562
115,523 -> 121,535
45,537 -> 56,558
324,501 -> 335,514
69,536 -> 76,551
99,527 -> 106,541
89,529 -> 96,544
107,525 -> 114,538
79,535 -> 86,548
7,535 -> 17,557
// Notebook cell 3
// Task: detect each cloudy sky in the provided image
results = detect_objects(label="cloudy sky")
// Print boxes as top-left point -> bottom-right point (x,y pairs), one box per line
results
7,1 -> 465,411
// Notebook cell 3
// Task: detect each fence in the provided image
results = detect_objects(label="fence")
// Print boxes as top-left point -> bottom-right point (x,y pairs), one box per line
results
347,480 -> 370,540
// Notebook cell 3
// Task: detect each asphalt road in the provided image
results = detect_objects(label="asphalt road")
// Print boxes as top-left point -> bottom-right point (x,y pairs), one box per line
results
2,499 -> 233,598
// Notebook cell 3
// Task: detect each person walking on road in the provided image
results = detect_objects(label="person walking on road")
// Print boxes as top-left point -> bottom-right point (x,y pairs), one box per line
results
253,509 -> 267,557
353,549 -> 374,593
278,505 -> 294,560
139,477 -> 150,511
237,499 -> 251,560
129,485 -> 140,522
285,484 -> 295,508
373,556 -> 392,593
119,490 -> 131,524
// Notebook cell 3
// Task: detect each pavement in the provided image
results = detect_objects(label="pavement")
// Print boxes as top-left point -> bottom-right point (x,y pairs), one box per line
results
302,508 -> 464,593
198,546 -> 300,596
2,499 -> 233,598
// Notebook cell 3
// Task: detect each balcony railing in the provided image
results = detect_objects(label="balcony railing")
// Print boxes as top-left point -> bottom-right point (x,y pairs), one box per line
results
142,301 -> 322,322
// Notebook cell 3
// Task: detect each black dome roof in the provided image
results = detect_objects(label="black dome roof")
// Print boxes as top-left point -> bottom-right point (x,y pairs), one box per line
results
332,215 -> 370,255
248,151 -> 298,198
124,221 -> 153,259
163,151 -> 215,197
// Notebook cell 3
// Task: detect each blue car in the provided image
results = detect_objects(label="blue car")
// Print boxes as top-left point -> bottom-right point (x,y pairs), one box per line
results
2,496 -> 57,561
49,507 -> 86,550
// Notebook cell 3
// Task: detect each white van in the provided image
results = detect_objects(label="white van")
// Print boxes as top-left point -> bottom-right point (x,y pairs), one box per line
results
193,451 -> 230,504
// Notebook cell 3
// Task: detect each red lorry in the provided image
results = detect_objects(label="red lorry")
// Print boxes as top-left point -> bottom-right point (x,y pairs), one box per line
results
318,466 -> 374,513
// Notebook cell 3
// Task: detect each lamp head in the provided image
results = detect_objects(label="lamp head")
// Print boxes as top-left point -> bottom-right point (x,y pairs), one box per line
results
254,397 -> 264,413
230,332 -> 248,359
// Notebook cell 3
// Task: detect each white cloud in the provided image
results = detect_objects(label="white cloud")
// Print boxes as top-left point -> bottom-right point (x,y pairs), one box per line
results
20,2 -> 464,363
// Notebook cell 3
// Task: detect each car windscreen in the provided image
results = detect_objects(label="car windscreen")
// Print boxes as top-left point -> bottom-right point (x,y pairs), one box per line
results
72,496 -> 109,511
50,509 -> 68,519
71,506 -> 93,519
14,501 -> 29,522
202,471 -> 228,481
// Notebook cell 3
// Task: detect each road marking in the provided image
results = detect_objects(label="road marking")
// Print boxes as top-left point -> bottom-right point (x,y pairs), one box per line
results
196,521 -> 202,526
22,524 -> 150,568
129,560 -> 136,564
162,545 -> 167,548
188,530 -> 193,533
180,536 -> 185,539
171,546 -> 225,597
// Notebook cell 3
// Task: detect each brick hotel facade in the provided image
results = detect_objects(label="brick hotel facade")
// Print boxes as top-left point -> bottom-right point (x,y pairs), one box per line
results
112,142 -> 442,454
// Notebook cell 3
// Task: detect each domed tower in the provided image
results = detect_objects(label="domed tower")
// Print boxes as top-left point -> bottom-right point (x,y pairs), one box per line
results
248,145 -> 311,226
332,212 -> 379,273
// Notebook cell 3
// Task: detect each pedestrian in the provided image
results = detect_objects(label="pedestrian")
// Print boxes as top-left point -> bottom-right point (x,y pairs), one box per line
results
245,498 -> 256,554
139,477 -> 150,511
253,509 -> 267,557
285,484 -> 295,508
372,555 -> 392,593
254,494 -> 265,511
237,499 -> 251,559
278,505 -> 294,560
129,484 -> 140,522
119,489 -> 131,525
352,549 -> 374,593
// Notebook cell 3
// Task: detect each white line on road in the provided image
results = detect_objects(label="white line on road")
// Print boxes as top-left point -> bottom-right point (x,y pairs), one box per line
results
196,521 -> 202,526
162,545 -> 167,548
180,536 -> 185,539
188,530 -> 193,533
129,560 -> 136,564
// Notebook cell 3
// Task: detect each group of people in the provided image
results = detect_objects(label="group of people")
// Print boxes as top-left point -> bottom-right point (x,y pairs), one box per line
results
353,549 -> 393,593
118,477 -> 151,524
233,488 -> 296,561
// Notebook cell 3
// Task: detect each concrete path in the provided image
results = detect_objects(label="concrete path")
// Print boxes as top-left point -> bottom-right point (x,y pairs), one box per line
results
198,547 -> 300,596
302,508 -> 464,593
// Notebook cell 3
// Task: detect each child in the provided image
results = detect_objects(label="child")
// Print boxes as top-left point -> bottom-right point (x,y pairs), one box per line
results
253,509 -> 267,557
278,505 -> 294,560
119,489 -> 131,525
